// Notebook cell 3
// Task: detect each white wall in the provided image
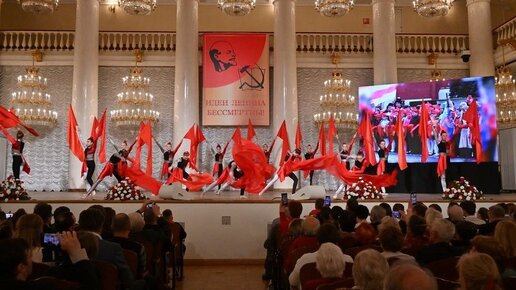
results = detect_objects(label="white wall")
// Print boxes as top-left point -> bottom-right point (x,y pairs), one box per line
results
499,128 -> 516,190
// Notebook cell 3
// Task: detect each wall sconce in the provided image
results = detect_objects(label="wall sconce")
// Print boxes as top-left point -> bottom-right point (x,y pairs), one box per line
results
108,5 -> 116,13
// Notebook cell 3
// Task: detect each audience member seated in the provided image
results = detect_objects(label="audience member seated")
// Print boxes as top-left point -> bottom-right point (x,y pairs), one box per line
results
330,206 -> 345,228
109,213 -> 147,278
428,204 -> 442,213
478,205 -> 505,236
458,253 -> 503,290
13,214 -> 44,263
378,216 -> 401,233
404,215 -> 428,251
451,221 -> 478,252
11,209 -> 27,231
384,262 -> 437,290
317,206 -> 333,225
337,210 -> 356,233
469,235 -> 508,276
493,220 -> 516,258
34,203 -> 55,234
354,222 -> 377,246
278,218 -> 303,259
288,216 -> 320,255
354,205 -> 369,229
416,218 -> 462,265
477,207 -> 489,224
289,223 -> 352,289
411,203 -> 428,218
379,202 -> 393,218
309,199 -> 324,217
460,201 -> 485,225
345,198 -> 359,230
352,249 -> 388,290
447,205 -> 465,223
302,243 -> 348,290
101,207 -> 116,240
78,208 -> 136,290
161,209 -> 187,246
369,205 -> 386,232
424,208 -> 442,226
280,200 -> 303,236
0,220 -> 13,240
0,234 -> 100,290
141,204 -> 172,252
128,212 -> 145,237
54,212 -> 76,233
379,226 -> 415,262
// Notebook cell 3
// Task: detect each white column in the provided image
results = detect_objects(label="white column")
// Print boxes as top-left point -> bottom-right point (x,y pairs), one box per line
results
467,0 -> 495,77
273,0 -> 298,189
372,0 -> 397,85
68,0 -> 99,190
173,0 -> 199,150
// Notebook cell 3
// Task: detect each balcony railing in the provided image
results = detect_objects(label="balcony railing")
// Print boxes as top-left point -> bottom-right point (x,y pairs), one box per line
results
0,30 -> 468,56
494,17 -> 516,45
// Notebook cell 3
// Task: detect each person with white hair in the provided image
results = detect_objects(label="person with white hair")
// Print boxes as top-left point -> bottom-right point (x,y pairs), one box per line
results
384,262 -> 438,290
424,207 -> 442,227
447,205 -> 464,223
352,249 -> 389,290
416,218 -> 462,265
302,243 -> 348,290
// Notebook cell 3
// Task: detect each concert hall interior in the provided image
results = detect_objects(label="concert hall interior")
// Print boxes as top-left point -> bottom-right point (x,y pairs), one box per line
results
0,1 -> 515,290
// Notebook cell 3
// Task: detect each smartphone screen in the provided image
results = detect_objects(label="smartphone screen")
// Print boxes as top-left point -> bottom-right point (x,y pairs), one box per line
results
392,211 -> 401,219
410,193 -> 417,205
281,193 -> 288,206
5,212 -> 13,219
43,233 -> 59,246
324,195 -> 331,207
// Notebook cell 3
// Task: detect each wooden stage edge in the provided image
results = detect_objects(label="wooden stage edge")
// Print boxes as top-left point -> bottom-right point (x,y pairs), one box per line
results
5,191 -> 516,204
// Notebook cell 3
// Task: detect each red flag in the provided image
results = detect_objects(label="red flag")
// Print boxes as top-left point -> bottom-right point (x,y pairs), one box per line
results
328,115 -> 336,154
134,121 -> 153,175
395,110 -> 408,170
314,122 -> 326,156
358,111 -> 377,166
0,106 -> 39,137
90,117 -> 99,140
276,121 -> 290,165
0,125 -> 16,144
463,100 -> 483,163
232,127 -> 242,144
126,164 -> 162,195
67,105 -> 85,162
419,101 -> 429,163
247,118 -> 256,141
295,122 -> 302,149
183,124 -> 205,171
97,110 -> 107,163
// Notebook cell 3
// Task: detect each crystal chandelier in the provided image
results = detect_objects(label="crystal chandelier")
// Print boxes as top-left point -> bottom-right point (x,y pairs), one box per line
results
218,0 -> 256,16
413,0 -> 453,17
314,53 -> 357,130
495,44 -> 516,129
110,50 -> 159,128
118,0 -> 156,15
315,0 -> 355,17
11,50 -> 58,128
18,0 -> 59,14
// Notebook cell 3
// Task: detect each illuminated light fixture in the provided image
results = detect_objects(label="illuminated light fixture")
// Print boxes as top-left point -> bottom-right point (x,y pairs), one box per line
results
217,0 -> 256,16
11,50 -> 58,129
427,53 -> 445,82
118,0 -> 156,15
413,0 -> 453,17
315,0 -> 355,17
110,49 -> 160,128
495,41 -> 516,129
18,0 -> 59,14
313,53 -> 357,130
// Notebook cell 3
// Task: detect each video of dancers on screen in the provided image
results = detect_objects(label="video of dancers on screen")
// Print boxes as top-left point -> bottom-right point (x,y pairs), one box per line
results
358,76 -> 498,164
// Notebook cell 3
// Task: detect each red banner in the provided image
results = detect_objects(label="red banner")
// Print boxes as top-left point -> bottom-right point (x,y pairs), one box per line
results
202,34 -> 269,126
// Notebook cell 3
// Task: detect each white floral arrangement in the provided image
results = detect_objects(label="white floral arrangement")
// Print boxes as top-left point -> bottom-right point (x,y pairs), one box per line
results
343,177 -> 384,200
442,176 -> 484,201
0,176 -> 31,202
105,178 -> 147,201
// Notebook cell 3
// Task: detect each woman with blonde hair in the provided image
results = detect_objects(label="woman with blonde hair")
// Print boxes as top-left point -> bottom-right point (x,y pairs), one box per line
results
494,220 -> 516,257
352,249 -> 389,290
14,213 -> 44,263
458,253 -> 502,290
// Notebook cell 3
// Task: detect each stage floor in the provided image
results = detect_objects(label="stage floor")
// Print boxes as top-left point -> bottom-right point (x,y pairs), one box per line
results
15,190 -> 516,204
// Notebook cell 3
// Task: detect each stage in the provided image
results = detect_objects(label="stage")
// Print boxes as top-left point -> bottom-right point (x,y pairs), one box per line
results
1,190 -> 514,262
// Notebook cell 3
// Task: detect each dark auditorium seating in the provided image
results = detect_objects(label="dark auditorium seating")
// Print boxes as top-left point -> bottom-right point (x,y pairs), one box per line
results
426,256 -> 460,282
343,245 -> 382,259
33,276 -> 80,290
300,262 -> 354,287
122,249 -> 139,279
315,277 -> 355,290
29,262 -> 51,280
94,260 -> 118,290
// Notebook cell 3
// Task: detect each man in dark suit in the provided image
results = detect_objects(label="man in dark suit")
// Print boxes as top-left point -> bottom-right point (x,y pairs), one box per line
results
416,218 -> 462,265
78,208 -> 142,290
109,213 -> 147,277
478,205 -> 505,236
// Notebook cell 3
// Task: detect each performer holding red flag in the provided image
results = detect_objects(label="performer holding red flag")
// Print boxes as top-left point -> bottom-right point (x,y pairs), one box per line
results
10,130 -> 26,180
83,137 -> 97,190
304,145 -> 315,185
154,137 -> 182,180
211,142 -> 229,189
437,131 -> 450,191
376,140 -> 388,175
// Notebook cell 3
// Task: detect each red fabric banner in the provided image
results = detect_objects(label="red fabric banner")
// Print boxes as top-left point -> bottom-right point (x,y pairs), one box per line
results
315,122 -> 326,156
97,110 -> 107,163
0,106 -> 39,137
358,111 -> 377,166
463,100 -> 483,163
295,122 -> 302,149
276,121 -> 290,165
395,110 -> 408,170
419,101 -> 430,163
67,105 -> 85,163
247,118 -> 256,141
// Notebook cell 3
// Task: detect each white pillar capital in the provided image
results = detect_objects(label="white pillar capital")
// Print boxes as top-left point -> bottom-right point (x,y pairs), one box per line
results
273,0 -> 296,4
372,0 -> 397,84
372,0 -> 395,5
466,0 -> 491,6
467,0 -> 494,76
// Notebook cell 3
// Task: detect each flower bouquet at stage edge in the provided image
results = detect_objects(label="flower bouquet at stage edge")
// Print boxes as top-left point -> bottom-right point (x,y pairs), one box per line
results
105,178 -> 147,201
442,176 -> 484,201
343,177 -> 384,200
0,176 -> 31,202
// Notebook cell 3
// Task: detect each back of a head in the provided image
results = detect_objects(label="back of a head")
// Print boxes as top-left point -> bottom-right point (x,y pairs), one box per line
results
346,198 -> 359,212
79,208 -> 105,233
488,205 -> 505,221
471,235 -> 505,258
317,223 -> 340,244
494,220 -> 516,257
77,231 -> 99,259
330,206 -> 345,222
128,212 -> 145,233
288,218 -> 304,236
0,238 -> 29,280
428,204 -> 442,213
412,203 -> 428,217
393,203 -> 404,212
162,209 -> 173,220
379,226 -> 404,252
458,253 -> 502,290
112,213 -> 131,233
355,205 -> 369,220
0,221 -> 13,240
314,198 -> 324,210
379,216 -> 401,233
338,210 -> 355,233
143,208 -> 158,225
379,202 -> 393,217
353,249 -> 389,290
288,200 -> 303,219
447,205 -> 464,222
370,205 -> 387,223
302,216 -> 320,236
54,211 -> 76,233
408,214 -> 427,237
425,208 -> 443,226
33,202 -> 52,223
477,207 -> 489,221
384,262 -> 438,290
318,206 -> 332,223
460,200 -> 476,216
430,218 -> 455,243
316,243 -> 346,278
454,221 -> 478,242
355,222 -> 377,245
53,206 -> 71,220
14,214 -> 44,249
